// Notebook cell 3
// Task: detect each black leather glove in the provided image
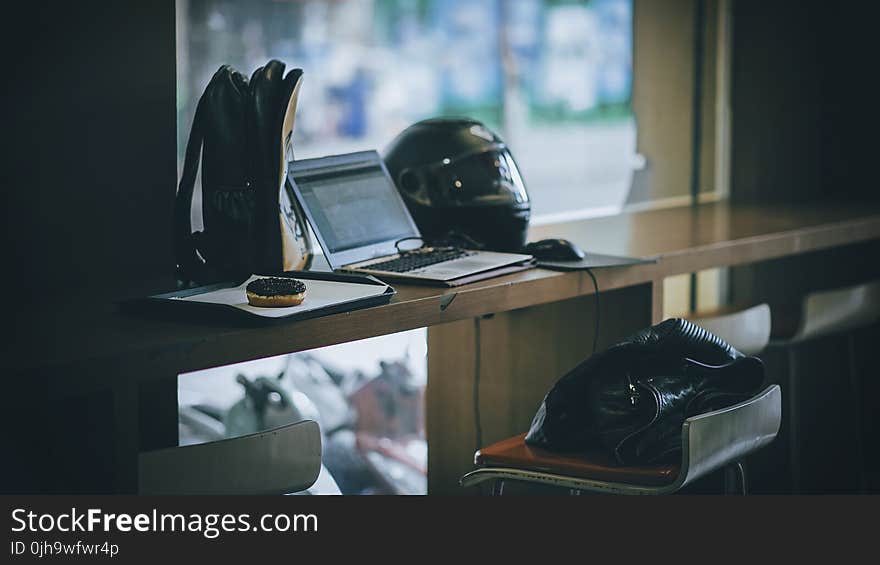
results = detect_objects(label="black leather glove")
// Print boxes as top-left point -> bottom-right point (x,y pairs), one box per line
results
174,60 -> 310,285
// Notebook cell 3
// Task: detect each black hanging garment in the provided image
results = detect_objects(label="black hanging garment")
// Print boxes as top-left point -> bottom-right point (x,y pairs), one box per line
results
174,60 -> 313,285
525,318 -> 765,464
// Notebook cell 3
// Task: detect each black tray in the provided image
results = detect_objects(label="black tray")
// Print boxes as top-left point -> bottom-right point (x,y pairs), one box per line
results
123,271 -> 395,324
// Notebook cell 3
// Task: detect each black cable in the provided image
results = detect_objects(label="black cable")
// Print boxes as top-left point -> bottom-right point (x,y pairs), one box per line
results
585,267 -> 600,355
473,316 -> 483,452
394,236 -> 425,254
431,229 -> 484,251
471,269 -> 598,454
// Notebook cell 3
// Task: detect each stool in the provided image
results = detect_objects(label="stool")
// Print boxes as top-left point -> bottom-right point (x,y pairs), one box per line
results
461,385 -> 781,495
689,303 -> 771,356
763,280 -> 880,493
777,280 -> 880,342
139,419 -> 322,494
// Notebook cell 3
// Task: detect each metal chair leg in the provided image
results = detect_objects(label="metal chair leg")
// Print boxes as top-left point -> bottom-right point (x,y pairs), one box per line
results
847,334 -> 868,493
788,348 -> 801,494
491,479 -> 505,496
736,461 -> 748,495
723,461 -> 748,495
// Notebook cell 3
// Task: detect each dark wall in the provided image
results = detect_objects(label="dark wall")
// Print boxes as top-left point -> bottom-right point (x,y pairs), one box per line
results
729,1 -> 880,307
728,4 -> 880,494
731,1 -> 877,205
3,1 -> 178,307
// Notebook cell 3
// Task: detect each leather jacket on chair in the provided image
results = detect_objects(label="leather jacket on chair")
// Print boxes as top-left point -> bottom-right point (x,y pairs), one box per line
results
525,318 -> 765,464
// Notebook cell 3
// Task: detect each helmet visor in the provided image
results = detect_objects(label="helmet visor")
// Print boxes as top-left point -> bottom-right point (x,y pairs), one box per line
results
426,147 -> 529,207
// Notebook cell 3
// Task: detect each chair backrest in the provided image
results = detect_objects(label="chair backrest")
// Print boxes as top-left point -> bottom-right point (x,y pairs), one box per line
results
791,280 -> 880,342
676,385 -> 781,490
138,419 -> 321,495
691,303 -> 771,356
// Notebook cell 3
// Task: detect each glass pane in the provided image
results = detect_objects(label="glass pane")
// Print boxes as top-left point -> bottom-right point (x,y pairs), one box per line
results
178,329 -> 427,495
177,0 -> 636,220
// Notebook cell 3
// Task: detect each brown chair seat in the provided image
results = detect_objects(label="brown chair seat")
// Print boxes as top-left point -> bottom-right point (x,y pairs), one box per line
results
475,434 -> 680,486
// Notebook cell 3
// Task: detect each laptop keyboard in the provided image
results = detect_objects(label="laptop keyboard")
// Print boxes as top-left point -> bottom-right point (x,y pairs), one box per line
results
364,248 -> 476,273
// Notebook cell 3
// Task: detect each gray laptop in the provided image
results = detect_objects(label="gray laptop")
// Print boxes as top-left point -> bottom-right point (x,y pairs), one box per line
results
287,150 -> 534,285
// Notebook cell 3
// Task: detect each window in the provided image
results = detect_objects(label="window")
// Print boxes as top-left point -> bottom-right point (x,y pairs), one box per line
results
179,329 -> 428,494
176,0 -> 636,221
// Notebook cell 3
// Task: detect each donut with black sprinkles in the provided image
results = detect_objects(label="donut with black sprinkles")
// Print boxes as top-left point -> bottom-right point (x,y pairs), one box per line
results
245,277 -> 307,307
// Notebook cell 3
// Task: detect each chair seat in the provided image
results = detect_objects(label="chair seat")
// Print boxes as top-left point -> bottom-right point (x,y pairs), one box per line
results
475,434 -> 680,486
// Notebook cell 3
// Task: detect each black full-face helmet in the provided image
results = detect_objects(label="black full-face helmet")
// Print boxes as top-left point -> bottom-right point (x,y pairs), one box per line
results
382,118 -> 531,253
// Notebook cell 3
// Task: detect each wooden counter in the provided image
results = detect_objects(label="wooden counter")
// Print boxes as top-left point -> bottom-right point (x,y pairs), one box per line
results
9,201 -> 880,379
7,201 -> 880,494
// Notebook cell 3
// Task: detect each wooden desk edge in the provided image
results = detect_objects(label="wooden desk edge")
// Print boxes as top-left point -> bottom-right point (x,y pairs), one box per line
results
11,207 -> 880,380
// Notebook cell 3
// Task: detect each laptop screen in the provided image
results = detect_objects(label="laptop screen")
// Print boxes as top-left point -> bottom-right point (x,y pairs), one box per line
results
288,151 -> 420,265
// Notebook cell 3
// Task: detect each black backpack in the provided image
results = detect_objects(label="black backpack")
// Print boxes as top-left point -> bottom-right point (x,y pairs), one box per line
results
174,60 -> 313,285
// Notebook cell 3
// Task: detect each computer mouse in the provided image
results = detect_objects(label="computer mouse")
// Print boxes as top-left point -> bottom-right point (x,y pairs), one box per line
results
523,238 -> 586,261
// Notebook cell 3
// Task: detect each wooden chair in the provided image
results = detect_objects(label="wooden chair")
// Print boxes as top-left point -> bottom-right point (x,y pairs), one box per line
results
461,385 -> 781,495
139,420 -> 322,495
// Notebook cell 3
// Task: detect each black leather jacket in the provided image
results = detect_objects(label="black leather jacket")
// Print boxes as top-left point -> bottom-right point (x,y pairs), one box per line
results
525,318 -> 765,464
